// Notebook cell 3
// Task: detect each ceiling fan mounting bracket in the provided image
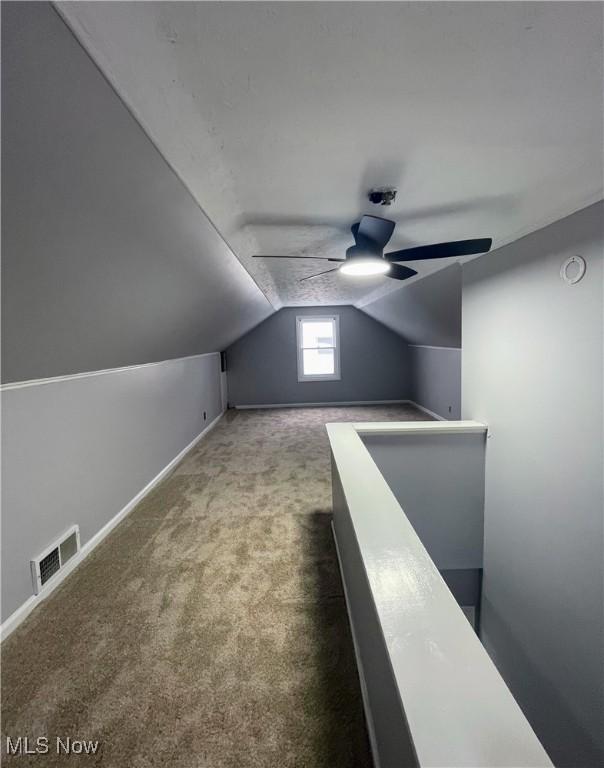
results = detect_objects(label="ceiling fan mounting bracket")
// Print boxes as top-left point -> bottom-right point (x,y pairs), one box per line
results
368,188 -> 397,206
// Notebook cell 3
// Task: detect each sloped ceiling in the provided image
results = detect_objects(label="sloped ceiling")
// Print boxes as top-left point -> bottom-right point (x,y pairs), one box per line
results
1,2 -> 273,382
57,1 -> 603,311
362,265 -> 462,348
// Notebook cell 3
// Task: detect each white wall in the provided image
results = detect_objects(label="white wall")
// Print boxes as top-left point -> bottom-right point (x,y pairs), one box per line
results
1,354 -> 223,627
462,201 -> 603,767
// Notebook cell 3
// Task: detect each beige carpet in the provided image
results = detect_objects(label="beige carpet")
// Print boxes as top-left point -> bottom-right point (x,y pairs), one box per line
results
1,405 -> 426,767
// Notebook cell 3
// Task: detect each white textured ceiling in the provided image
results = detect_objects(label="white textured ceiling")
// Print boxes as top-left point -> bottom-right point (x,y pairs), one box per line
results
58,1 -> 603,309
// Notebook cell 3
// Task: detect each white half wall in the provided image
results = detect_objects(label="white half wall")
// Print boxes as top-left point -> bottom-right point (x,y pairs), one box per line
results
1,353 -> 223,627
328,420 -> 551,768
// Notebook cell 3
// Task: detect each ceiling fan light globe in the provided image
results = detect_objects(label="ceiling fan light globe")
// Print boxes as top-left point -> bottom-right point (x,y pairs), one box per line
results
339,259 -> 390,277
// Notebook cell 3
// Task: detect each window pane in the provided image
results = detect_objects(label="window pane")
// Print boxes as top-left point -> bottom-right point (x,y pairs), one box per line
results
301,320 -> 334,349
303,348 -> 335,376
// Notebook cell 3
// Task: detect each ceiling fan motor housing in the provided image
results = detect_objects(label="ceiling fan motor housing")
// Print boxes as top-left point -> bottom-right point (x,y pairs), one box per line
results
345,244 -> 384,261
368,188 -> 397,206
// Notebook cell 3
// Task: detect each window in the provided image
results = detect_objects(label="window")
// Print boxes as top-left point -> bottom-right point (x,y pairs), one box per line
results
296,315 -> 340,382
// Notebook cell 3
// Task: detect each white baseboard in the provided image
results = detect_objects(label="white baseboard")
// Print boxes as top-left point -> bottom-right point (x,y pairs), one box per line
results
331,522 -> 381,768
235,399 -> 408,410
235,397 -> 447,422
0,410 -> 224,642
408,344 -> 461,351
405,399 -> 447,421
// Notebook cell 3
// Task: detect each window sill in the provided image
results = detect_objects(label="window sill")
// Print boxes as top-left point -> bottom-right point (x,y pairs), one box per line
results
297,374 -> 341,383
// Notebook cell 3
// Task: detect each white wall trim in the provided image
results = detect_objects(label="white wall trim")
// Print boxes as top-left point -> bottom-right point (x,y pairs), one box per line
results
0,351 -> 220,392
353,419 -> 487,436
234,399 -> 410,410
234,397 -> 447,422
0,409 -> 224,642
331,521 -> 382,768
405,399 -> 447,421
295,314 -> 341,383
409,344 -> 462,351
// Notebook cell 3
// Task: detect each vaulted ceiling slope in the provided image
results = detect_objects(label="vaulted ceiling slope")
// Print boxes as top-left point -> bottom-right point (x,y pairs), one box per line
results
362,265 -> 462,348
58,1 -> 603,310
1,3 -> 272,383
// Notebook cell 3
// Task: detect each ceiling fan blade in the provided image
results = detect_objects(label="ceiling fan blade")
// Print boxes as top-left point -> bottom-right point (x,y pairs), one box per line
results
357,215 -> 396,248
253,254 -> 341,261
299,267 -> 341,282
385,238 -> 492,262
388,264 -> 418,281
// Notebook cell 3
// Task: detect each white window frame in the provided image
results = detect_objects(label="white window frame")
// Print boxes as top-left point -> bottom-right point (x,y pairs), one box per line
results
296,315 -> 341,382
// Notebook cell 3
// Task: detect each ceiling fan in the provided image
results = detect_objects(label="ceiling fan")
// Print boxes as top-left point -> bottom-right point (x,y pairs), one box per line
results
253,215 -> 492,282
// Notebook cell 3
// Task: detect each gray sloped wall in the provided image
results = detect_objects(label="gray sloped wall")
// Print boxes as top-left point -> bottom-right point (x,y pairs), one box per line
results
1,2 -> 273,384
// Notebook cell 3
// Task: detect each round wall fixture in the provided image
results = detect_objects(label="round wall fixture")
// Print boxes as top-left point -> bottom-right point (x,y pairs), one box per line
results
560,255 -> 586,285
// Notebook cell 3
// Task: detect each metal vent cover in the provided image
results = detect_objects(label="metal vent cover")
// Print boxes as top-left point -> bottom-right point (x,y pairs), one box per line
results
39,548 -> 61,586
31,525 -> 80,595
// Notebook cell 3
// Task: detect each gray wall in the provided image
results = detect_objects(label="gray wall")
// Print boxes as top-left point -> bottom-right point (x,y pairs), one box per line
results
409,345 -> 461,419
226,306 -> 412,406
359,265 -> 462,417
361,433 -> 484,571
1,2 -> 273,383
359,264 -> 462,348
462,201 -> 603,768
1,354 -> 223,623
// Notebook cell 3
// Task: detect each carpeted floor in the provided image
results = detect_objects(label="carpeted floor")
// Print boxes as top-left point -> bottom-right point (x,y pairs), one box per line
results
1,405 -> 426,767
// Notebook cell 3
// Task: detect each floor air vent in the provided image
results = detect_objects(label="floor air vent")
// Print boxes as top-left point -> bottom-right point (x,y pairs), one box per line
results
31,525 -> 80,594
